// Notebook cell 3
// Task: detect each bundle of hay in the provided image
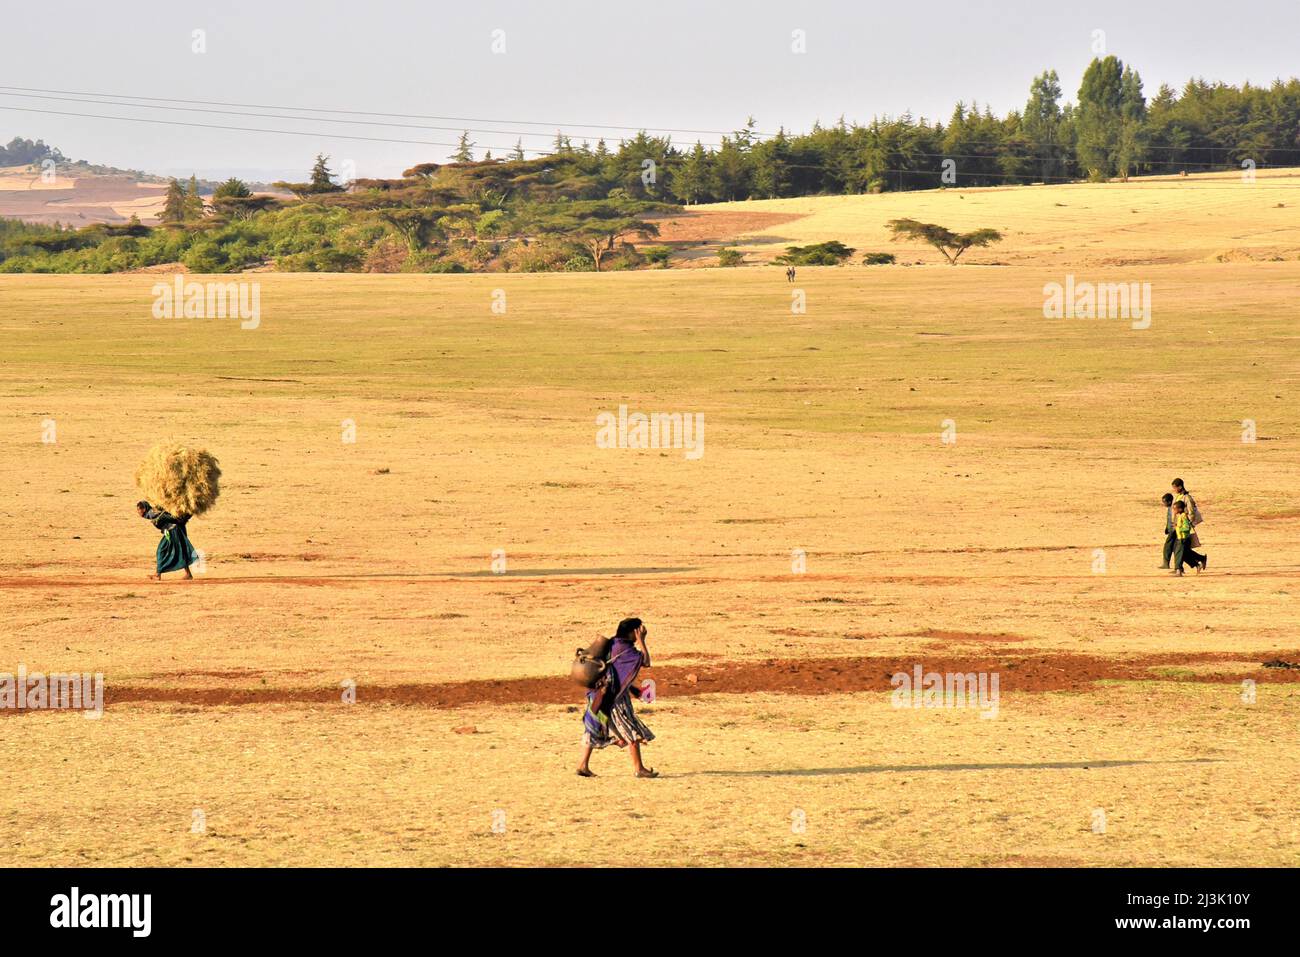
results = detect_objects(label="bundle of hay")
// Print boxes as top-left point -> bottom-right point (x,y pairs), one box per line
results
135,443 -> 222,518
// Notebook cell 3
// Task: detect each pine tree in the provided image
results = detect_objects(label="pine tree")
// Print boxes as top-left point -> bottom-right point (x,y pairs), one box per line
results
161,179 -> 188,223
671,142 -> 713,204
452,131 -> 475,162
1115,66 -> 1148,180
1076,56 -> 1125,179
1023,69 -> 1064,182
184,175 -> 205,220
310,154 -> 337,191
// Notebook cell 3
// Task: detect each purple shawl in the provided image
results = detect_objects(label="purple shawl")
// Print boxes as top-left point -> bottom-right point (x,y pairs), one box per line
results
607,637 -> 644,694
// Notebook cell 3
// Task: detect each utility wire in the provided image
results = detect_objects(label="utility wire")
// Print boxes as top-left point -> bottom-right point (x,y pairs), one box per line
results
0,90 -> 732,151
0,83 -> 763,139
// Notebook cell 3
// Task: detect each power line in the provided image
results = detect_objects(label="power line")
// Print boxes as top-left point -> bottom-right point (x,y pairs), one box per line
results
0,90 -> 732,151
0,83 -> 763,140
0,104 -> 550,155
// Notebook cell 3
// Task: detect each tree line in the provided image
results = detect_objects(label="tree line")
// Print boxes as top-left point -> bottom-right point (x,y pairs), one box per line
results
535,59 -> 1300,201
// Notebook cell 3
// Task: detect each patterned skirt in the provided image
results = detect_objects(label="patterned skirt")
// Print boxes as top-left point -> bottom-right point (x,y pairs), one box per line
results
583,687 -> 654,749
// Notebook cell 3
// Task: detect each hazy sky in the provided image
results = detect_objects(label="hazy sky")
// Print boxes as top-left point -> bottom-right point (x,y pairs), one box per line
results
4,0 -> 1298,181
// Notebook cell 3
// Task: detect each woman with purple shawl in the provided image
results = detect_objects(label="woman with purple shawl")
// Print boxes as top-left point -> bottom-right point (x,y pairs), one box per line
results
577,617 -> 657,778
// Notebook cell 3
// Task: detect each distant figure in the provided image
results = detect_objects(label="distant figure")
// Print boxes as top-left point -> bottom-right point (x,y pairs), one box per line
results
786,266 -> 796,283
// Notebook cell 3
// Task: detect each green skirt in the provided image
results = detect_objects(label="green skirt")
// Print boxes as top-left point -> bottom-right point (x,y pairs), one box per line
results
156,526 -> 198,574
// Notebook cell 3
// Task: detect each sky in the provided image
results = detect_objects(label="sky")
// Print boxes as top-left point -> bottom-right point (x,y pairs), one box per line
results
3,0 -> 1299,182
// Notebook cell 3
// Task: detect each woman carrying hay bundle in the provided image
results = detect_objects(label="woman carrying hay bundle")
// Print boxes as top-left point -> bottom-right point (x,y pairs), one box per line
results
134,443 -> 221,581
576,617 -> 657,779
136,501 -> 198,580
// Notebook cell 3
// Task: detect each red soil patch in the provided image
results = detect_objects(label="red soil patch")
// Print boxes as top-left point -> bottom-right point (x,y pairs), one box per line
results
4,648 -> 1292,717
645,209 -> 806,245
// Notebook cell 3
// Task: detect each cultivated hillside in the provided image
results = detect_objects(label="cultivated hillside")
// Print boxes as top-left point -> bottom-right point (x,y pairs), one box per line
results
0,163 -> 169,226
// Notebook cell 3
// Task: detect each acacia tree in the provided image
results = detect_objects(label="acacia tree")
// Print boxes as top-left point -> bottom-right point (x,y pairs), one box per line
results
213,193 -> 281,221
374,207 -> 446,252
524,199 -> 668,270
887,218 -> 1003,264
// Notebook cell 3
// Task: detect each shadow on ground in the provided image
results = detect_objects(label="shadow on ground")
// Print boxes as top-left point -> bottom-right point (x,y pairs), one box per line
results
683,757 -> 1223,778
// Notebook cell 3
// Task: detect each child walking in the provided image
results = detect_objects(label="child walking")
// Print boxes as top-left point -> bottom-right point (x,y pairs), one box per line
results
1160,493 -> 1177,569
1171,501 -> 1206,576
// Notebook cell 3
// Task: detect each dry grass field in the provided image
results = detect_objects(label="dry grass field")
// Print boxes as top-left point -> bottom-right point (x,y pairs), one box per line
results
659,166 -> 1300,267
2,172 -> 1299,866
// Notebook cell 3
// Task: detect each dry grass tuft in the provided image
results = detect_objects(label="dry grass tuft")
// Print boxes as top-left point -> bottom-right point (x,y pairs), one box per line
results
134,442 -> 222,517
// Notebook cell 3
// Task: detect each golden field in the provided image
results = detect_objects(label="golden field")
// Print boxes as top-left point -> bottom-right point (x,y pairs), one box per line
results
1,172 -> 1299,866
689,166 -> 1300,267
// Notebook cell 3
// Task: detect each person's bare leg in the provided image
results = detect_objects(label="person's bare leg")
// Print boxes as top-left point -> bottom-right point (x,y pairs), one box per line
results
576,743 -> 596,776
629,741 -> 657,778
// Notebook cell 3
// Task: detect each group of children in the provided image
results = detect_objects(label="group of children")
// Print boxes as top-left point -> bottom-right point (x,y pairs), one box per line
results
1161,477 -> 1206,576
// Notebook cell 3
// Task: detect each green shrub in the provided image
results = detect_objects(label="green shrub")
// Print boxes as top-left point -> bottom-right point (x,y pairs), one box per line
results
643,245 -> 672,267
274,248 -> 362,272
774,241 -> 855,266
862,252 -> 896,265
717,247 -> 744,267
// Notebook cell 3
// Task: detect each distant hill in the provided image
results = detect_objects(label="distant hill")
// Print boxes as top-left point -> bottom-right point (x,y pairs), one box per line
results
0,163 -> 170,226
0,136 -> 284,226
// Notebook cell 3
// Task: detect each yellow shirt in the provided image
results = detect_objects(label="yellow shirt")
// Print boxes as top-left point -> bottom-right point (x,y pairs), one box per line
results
1175,514 -> 1193,539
